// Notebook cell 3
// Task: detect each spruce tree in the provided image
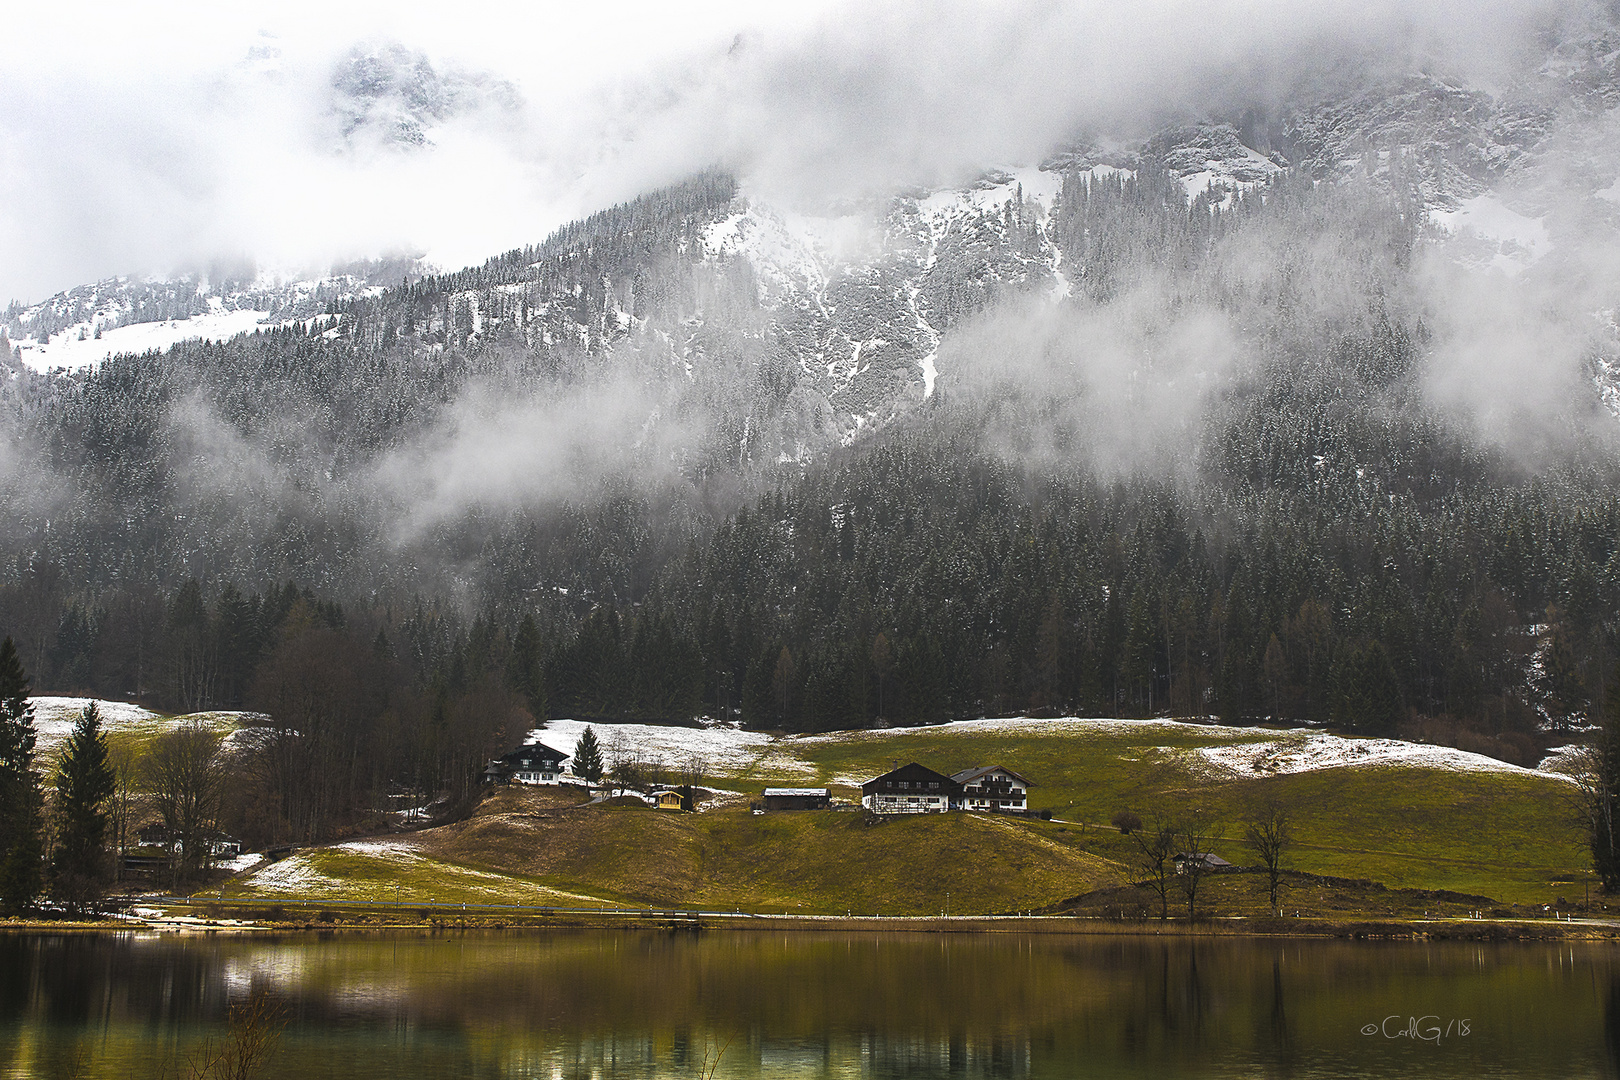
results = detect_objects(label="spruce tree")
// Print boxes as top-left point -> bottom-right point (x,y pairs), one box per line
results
0,637 -> 44,914
50,702 -> 116,911
1333,640 -> 1403,736
572,725 -> 603,784
510,614 -> 547,718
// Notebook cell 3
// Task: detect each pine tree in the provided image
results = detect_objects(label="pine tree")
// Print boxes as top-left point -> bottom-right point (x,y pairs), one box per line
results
50,702 -> 116,911
572,725 -> 604,784
0,637 -> 44,914
510,614 -> 547,718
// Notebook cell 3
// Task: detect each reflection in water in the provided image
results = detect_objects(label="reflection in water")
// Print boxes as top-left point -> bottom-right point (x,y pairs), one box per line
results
0,930 -> 1614,1079
1607,974 -> 1620,1079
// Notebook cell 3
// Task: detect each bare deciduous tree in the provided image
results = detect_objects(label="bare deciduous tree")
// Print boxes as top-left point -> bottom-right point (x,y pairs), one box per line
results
1245,802 -> 1293,911
143,722 -> 225,888
107,739 -> 141,883
1130,813 -> 1176,920
677,750 -> 706,812
1176,811 -> 1220,920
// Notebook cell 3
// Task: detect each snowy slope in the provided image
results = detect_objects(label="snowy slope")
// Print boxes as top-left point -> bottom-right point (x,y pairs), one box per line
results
16,309 -> 273,371
529,714 -> 1567,786
4,262 -> 420,373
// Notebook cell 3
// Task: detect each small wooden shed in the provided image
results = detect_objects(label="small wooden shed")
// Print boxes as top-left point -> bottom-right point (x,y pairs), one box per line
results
762,787 -> 831,811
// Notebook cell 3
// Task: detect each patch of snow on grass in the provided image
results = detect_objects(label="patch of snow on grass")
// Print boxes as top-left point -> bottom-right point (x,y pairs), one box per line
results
30,697 -> 162,751
331,839 -> 425,860
219,853 -> 264,874
1196,733 -> 1566,779
798,716 -> 1272,744
244,855 -> 339,895
537,719 -> 816,779
30,698 -> 255,756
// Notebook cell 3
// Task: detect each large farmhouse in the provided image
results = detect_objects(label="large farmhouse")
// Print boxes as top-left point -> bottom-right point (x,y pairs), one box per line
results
861,763 -> 959,814
484,741 -> 571,786
860,762 -> 1036,815
950,766 -> 1032,812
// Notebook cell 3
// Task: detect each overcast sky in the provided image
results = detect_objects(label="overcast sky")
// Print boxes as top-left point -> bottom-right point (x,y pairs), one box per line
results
0,0 -> 1576,303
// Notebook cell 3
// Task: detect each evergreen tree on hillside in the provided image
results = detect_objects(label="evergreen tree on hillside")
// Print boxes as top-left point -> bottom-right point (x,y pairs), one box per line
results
510,614 -> 547,718
572,726 -> 603,784
1332,640 -> 1403,736
0,638 -> 44,914
50,702 -> 116,911
1541,607 -> 1588,731
1585,660 -> 1620,891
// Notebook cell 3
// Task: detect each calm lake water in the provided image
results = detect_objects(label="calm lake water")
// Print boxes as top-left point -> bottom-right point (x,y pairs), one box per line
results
1,929 -> 1617,1078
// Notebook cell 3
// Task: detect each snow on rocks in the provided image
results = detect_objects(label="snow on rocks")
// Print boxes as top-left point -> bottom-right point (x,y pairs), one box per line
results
1429,195 -> 1553,275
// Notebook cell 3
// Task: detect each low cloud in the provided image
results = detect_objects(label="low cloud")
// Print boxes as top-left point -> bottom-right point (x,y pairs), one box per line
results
938,288 -> 1244,476
370,371 -> 700,540
0,0 -> 1591,302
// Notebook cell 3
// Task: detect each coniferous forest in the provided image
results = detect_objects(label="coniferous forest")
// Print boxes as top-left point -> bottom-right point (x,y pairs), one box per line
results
2,166 -> 1617,848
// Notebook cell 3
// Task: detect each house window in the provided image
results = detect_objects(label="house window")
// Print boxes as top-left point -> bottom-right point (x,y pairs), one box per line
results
899,781 -> 910,790
928,782 -> 939,790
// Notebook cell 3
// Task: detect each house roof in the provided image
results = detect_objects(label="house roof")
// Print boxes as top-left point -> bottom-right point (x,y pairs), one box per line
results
763,788 -> 830,797
495,741 -> 570,767
949,765 -> 1033,787
861,762 -> 959,793
1174,852 -> 1232,867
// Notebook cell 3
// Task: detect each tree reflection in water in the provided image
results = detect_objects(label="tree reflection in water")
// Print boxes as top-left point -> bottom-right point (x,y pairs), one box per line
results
0,931 -> 1613,1078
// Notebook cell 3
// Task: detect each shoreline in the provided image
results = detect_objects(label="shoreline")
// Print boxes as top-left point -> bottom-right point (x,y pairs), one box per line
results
7,902 -> 1619,941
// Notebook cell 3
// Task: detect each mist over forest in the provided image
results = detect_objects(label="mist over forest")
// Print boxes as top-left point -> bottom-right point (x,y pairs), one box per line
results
4,0 -> 1620,847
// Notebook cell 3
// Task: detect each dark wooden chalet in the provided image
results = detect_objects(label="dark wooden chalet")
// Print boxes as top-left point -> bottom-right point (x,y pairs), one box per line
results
484,741 -> 571,786
861,763 -> 959,814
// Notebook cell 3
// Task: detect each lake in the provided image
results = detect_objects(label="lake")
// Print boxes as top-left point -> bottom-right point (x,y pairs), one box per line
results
1,929 -> 1616,1078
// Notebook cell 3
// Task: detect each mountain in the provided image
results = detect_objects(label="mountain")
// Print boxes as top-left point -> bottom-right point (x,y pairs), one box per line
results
2,15 -> 1619,805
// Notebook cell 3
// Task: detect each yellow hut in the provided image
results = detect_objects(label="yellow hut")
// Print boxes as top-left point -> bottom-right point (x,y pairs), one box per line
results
654,790 -> 685,812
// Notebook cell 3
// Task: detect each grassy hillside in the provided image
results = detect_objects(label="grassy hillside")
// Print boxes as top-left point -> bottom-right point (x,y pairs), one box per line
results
776,722 -> 1588,904
228,789 -> 1120,916
220,718 -> 1594,914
